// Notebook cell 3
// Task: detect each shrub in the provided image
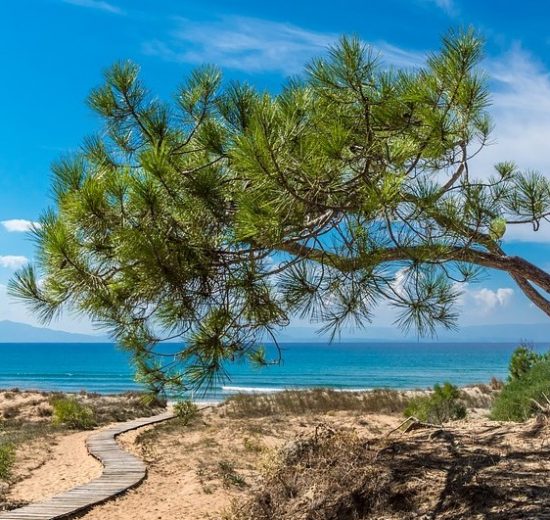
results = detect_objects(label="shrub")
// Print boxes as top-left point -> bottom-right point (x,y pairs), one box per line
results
508,344 -> 545,381
0,442 -> 15,480
2,404 -> 21,420
50,397 -> 96,429
490,377 -> 504,391
218,460 -> 247,488
225,427 -> 392,520
491,358 -> 550,421
404,383 -> 467,423
173,400 -> 198,425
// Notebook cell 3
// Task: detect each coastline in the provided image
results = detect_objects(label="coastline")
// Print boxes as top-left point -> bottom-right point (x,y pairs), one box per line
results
0,341 -> 523,398
1,381 -> 542,519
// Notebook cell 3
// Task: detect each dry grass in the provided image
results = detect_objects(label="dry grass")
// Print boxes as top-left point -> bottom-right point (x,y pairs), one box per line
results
68,386 -> 550,520
226,425 -> 394,520
222,388 -> 412,418
225,418 -> 550,520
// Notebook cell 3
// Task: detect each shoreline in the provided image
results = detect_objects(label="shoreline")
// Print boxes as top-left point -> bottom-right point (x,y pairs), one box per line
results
0,381 -> 530,519
0,378 -> 503,418
0,380 -> 500,408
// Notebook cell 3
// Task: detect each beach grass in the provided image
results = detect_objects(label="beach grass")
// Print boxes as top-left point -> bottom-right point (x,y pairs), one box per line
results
0,442 -> 15,481
221,388 -> 413,418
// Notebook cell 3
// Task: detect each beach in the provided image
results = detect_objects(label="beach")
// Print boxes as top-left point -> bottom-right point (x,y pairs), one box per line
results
4,384 -> 547,518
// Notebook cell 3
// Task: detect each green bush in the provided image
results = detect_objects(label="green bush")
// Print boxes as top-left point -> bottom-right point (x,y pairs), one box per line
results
491,358 -> 550,421
173,400 -> 198,425
50,397 -> 96,429
508,345 -> 545,381
404,383 -> 467,423
0,442 -> 15,480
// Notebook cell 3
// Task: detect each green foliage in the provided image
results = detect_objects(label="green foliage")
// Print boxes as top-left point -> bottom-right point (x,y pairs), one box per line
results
218,460 -> 247,488
508,344 -> 546,381
173,399 -> 198,425
491,357 -> 550,421
404,383 -> 467,423
50,397 -> 96,429
0,442 -> 15,480
10,30 -> 550,392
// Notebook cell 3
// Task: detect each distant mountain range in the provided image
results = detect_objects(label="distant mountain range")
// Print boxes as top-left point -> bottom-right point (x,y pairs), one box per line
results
0,320 -> 107,343
276,323 -> 550,344
1,319 -> 550,344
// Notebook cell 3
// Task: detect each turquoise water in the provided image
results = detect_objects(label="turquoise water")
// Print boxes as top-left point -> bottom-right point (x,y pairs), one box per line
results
0,342 -> 544,401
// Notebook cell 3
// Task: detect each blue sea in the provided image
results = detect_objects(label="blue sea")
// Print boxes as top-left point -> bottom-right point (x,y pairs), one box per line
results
0,342 -> 545,402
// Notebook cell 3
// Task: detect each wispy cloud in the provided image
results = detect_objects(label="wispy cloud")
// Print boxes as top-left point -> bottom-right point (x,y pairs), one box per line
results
0,256 -> 28,269
143,16 -> 424,74
144,15 -> 550,242
143,16 -> 334,74
61,0 -> 124,15
1,219 -> 40,233
427,0 -> 456,15
468,46 -> 550,243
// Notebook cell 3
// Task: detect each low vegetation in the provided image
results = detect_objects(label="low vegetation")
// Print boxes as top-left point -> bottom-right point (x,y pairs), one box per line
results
223,388 -> 411,418
224,417 -> 550,520
218,460 -> 247,489
0,442 -> 15,481
507,344 -> 549,381
491,355 -> 550,421
50,396 -> 96,429
404,382 -> 467,423
226,427 -> 394,520
173,400 -> 199,425
47,391 -> 166,429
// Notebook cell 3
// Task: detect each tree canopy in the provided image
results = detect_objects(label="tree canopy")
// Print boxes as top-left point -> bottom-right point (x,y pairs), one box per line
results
10,30 -> 550,392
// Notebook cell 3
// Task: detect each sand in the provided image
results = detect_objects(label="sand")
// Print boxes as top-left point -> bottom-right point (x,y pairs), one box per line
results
75,410 -> 402,520
7,430 -> 102,504
4,385 -> 547,519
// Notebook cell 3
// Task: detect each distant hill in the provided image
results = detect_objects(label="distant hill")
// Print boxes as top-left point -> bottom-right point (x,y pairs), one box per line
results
1,319 -> 550,344
439,323 -> 550,344
276,323 -> 550,343
0,320 -> 108,343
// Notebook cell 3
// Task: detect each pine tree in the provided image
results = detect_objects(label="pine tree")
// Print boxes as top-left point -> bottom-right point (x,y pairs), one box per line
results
10,30 -> 550,392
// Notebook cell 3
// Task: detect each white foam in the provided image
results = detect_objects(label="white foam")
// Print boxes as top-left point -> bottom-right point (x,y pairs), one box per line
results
221,386 -> 374,394
221,385 -> 287,394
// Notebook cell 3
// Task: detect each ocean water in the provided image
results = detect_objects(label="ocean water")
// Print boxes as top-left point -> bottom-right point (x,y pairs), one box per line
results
0,342 -> 545,401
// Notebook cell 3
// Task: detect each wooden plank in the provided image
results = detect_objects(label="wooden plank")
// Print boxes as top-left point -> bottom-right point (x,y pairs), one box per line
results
0,411 -> 174,520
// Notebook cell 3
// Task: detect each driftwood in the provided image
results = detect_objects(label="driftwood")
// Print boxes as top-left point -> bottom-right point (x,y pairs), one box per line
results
386,416 -> 443,437
531,392 -> 550,413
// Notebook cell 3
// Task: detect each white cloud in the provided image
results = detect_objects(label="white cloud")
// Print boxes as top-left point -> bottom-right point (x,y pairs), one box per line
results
143,16 -> 335,74
61,0 -> 124,15
470,287 -> 514,312
143,16 -> 424,74
1,219 -> 40,233
466,46 -> 550,243
0,256 -> 28,269
502,221 -> 550,243
484,47 -> 550,175
432,0 -> 455,13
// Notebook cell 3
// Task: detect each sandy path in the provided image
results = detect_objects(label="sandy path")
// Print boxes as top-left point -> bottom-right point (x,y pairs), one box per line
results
76,427 -> 233,520
7,430 -> 102,504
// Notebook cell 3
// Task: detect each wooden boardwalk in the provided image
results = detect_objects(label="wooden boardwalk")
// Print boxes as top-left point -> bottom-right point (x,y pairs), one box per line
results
0,411 -> 174,520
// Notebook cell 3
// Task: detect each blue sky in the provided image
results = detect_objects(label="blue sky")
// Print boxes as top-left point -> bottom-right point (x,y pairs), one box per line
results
2,0 -> 550,334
